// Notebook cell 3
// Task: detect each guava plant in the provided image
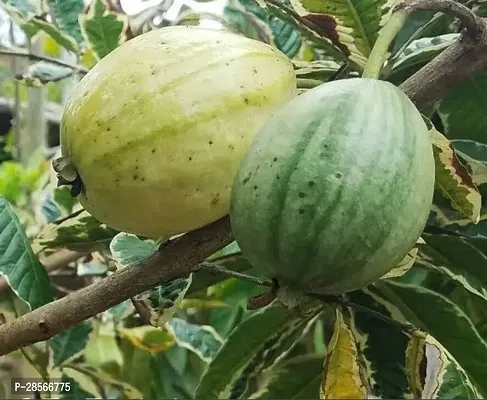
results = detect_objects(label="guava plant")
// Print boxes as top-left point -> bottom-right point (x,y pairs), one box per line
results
0,0 -> 486,399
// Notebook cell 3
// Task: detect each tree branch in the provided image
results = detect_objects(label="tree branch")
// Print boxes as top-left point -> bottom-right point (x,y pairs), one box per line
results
0,216 -> 233,356
1,0 -> 487,357
0,50 -> 89,74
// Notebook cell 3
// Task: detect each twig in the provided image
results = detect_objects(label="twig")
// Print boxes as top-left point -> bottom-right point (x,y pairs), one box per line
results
0,216 -> 233,356
0,49 -> 89,74
130,297 -> 152,325
308,293 -> 416,334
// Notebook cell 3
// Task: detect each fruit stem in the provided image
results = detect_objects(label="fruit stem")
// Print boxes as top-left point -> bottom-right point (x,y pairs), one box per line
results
197,262 -> 273,287
362,8 -> 409,79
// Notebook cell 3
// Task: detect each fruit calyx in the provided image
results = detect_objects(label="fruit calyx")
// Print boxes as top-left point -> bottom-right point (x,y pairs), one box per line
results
52,156 -> 85,197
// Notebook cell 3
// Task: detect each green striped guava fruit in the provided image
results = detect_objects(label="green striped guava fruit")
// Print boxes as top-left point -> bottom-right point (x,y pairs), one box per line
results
54,26 -> 297,238
230,78 -> 435,296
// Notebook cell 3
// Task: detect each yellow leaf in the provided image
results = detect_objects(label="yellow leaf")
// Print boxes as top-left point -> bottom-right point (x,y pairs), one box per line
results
321,308 -> 368,399
119,326 -> 175,353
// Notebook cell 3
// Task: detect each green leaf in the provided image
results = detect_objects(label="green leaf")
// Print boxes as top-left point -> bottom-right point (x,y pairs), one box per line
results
167,318 -> 224,363
418,233 -> 487,302
288,0 -> 394,65
405,332 -> 481,398
47,0 -> 85,43
50,320 -> 93,367
437,67 -> 487,144
387,34 -> 458,84
30,17 -> 79,53
16,61 -> 74,86
32,210 -> 118,254
0,196 -> 54,309
79,0 -> 129,60
376,281 -> 487,397
195,302 -> 320,398
429,126 -> 481,223
59,374 -> 94,399
320,307 -> 369,398
253,354 -> 324,399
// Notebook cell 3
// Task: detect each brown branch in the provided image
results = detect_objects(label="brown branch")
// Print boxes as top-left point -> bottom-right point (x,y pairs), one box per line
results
1,0 -> 487,357
0,216 -> 233,356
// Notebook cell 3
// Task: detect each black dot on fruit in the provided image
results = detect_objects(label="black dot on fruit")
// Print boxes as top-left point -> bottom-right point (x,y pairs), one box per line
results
254,185 -> 258,190
299,192 -> 305,198
308,181 -> 315,187
299,209 -> 304,214
335,173 -> 342,178
209,141 -> 213,145
273,157 -> 278,161
152,149 -> 156,153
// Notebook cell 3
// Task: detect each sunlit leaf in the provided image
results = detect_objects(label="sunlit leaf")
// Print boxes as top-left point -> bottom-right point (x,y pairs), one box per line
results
0,197 -> 54,309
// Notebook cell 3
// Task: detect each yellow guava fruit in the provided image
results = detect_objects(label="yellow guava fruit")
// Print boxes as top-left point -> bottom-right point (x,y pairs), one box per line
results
55,26 -> 297,238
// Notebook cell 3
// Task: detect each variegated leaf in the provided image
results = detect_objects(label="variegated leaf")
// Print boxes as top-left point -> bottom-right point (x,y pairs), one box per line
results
32,210 -> 118,255
79,0 -> 129,60
195,302 -> 322,399
251,354 -> 324,399
30,17 -> 80,53
416,233 -> 487,302
346,289 -> 412,398
47,0 -> 85,43
405,332 -> 481,398
257,0 -> 350,63
110,233 -> 192,325
321,307 -> 369,399
286,0 -> 397,67
166,318 -> 224,363
375,281 -> 487,397
452,140 -> 487,187
230,310 -> 321,399
429,127 -> 481,224
387,34 -> 458,84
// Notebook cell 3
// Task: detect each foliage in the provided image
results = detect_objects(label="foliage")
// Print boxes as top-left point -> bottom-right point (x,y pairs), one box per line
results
0,0 -> 486,399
